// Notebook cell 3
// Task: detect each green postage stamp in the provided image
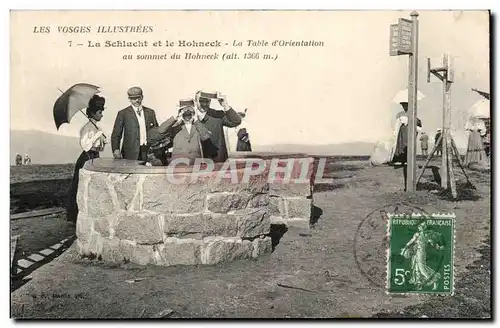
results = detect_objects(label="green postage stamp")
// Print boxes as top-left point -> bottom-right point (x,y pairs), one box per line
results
386,213 -> 455,295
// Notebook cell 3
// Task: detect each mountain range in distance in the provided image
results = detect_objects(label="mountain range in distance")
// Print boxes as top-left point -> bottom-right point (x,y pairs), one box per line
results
11,129 -> 464,165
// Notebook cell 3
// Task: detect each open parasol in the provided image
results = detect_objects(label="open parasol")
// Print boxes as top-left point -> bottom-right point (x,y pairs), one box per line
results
53,83 -> 102,131
469,99 -> 490,119
471,88 -> 490,100
392,89 -> 425,104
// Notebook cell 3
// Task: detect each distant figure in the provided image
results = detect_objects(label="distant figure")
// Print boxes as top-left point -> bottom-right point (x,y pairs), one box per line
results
15,153 -> 22,166
419,132 -> 429,156
23,154 -> 31,165
236,109 -> 252,152
389,102 -> 422,191
111,87 -> 159,161
434,129 -> 442,156
67,95 -> 107,224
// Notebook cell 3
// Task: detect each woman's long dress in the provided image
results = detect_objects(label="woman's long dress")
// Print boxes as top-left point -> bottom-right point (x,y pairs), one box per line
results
464,119 -> 488,166
390,114 -> 422,165
66,120 -> 105,223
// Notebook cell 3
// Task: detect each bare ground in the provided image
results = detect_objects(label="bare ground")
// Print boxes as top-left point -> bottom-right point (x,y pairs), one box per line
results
10,159 -> 491,319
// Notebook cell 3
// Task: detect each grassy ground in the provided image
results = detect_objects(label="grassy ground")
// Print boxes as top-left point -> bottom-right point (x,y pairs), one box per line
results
10,158 -> 491,319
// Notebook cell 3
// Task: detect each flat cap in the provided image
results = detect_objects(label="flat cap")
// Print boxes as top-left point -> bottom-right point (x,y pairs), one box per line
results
179,99 -> 195,107
127,86 -> 143,98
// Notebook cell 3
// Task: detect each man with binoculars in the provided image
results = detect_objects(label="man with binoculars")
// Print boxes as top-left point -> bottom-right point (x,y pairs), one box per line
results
147,99 -> 211,165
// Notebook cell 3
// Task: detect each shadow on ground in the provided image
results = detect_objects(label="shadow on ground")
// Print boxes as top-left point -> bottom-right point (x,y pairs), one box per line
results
417,181 -> 482,202
270,224 -> 288,251
310,205 -> 323,226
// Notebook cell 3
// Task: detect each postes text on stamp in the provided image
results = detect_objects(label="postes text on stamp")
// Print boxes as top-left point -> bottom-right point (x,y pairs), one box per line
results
386,213 -> 455,295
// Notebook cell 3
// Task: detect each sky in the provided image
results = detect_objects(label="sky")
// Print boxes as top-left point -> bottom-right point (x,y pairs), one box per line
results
10,10 -> 490,150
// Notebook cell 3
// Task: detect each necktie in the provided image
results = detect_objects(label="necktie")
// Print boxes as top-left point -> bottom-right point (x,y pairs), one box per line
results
137,108 -> 142,116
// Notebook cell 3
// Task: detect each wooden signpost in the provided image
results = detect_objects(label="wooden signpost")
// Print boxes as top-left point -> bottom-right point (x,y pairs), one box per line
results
416,53 -> 474,199
390,12 -> 419,192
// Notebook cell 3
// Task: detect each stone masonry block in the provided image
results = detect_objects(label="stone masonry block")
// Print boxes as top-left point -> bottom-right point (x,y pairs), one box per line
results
76,213 -> 94,244
114,212 -> 163,244
269,196 -> 286,216
269,183 -> 312,198
119,240 -> 156,266
206,193 -> 254,213
201,238 -> 253,265
252,236 -> 273,258
286,198 -> 312,220
142,175 -> 206,213
158,238 -> 203,266
87,176 -> 115,218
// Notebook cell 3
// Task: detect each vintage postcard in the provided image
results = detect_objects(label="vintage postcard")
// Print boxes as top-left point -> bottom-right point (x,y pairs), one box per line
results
9,10 -> 491,319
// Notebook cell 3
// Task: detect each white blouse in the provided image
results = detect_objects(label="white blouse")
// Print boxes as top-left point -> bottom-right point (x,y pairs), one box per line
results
79,120 -> 105,152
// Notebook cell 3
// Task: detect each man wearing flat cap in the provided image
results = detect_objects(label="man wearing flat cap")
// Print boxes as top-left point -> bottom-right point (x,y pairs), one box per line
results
111,86 -> 159,161
194,91 -> 242,162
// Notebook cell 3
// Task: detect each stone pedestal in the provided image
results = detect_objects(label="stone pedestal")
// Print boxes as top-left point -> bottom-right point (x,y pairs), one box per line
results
76,155 -> 315,267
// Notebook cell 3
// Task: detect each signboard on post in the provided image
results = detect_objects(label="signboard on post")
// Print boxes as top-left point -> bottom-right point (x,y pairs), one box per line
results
389,11 -> 419,193
389,18 -> 414,56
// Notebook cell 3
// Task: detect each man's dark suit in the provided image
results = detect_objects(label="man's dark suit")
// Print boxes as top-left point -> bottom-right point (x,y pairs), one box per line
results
111,106 -> 159,160
200,108 -> 241,162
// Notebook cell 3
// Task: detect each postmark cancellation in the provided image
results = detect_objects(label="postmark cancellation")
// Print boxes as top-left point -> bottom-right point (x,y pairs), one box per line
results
386,213 -> 455,295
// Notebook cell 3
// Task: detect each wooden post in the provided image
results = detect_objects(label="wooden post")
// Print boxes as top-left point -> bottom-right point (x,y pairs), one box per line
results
441,55 -> 449,189
406,11 -> 419,192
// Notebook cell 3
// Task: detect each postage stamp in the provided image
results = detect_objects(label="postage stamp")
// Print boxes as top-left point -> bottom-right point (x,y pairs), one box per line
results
386,213 -> 455,295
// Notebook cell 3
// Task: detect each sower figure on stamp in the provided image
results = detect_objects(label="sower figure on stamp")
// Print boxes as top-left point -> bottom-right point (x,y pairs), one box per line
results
111,87 -> 159,161
67,95 -> 107,224
389,101 -> 422,191
400,221 -> 444,291
194,91 -> 242,162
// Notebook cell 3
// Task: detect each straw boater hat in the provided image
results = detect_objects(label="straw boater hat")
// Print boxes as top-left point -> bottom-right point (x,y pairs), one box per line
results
198,90 -> 219,99
179,98 -> 195,108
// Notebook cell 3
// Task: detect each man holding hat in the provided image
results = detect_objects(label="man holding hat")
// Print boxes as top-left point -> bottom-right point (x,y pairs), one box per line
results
111,86 -> 159,161
194,91 -> 242,162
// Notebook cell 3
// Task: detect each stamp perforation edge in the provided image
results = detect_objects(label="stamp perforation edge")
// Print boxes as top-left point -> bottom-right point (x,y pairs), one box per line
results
385,212 -> 456,296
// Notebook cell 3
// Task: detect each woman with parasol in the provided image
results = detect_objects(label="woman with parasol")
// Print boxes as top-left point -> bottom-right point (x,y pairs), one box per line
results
66,95 -> 107,224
